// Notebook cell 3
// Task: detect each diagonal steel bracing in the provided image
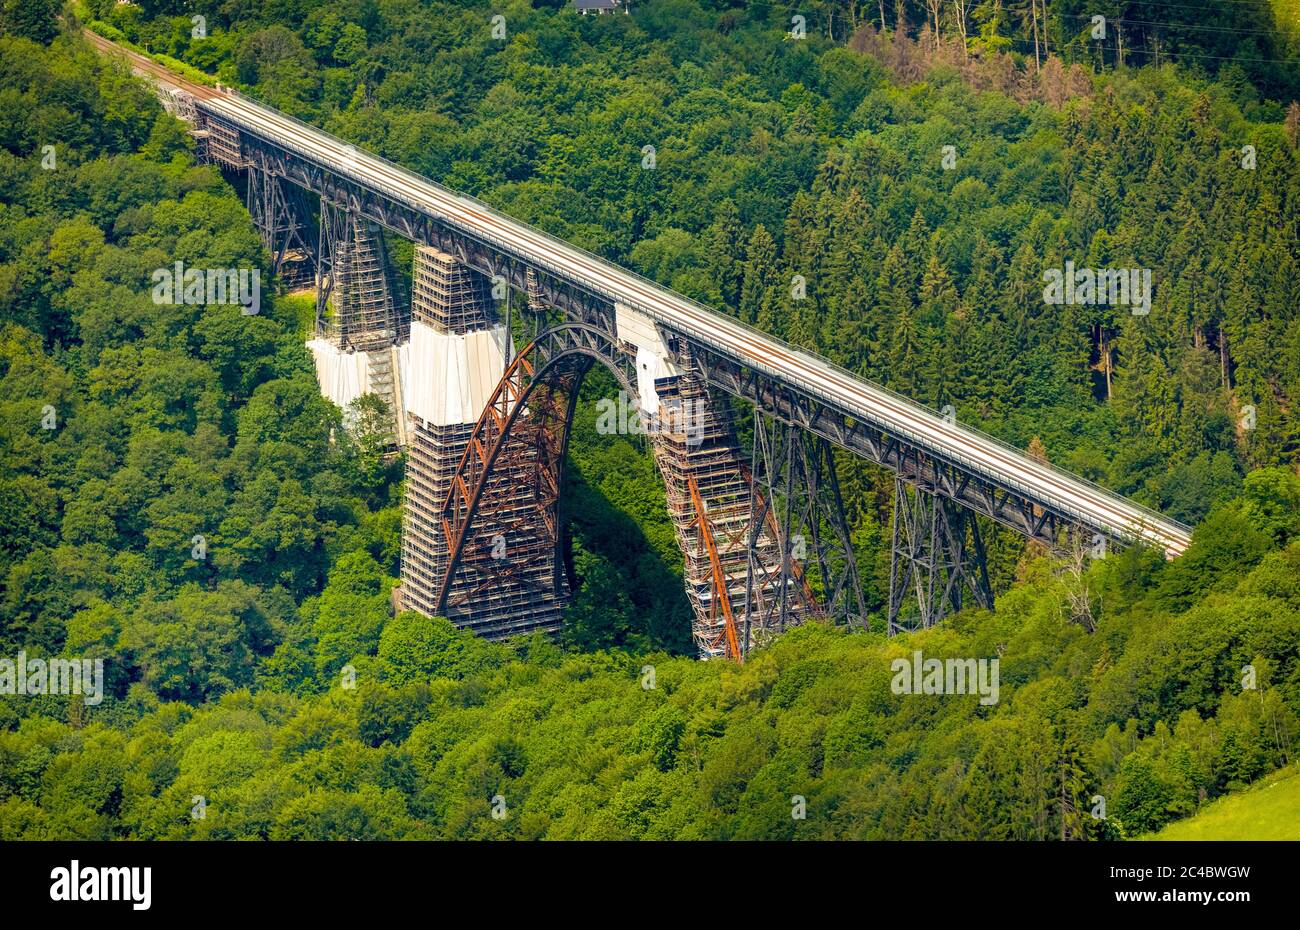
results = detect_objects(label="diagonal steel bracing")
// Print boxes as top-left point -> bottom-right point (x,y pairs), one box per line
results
887,476 -> 993,634
744,413 -> 867,651
215,126 -> 1020,639
244,150 -> 315,288
683,338 -> 1069,552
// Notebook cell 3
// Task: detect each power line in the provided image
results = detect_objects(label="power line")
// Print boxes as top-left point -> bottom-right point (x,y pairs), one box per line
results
1118,46 -> 1299,65
1059,12 -> 1281,38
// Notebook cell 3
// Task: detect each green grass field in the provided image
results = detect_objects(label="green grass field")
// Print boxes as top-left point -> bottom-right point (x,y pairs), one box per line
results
1145,767 -> 1300,840
281,292 -> 318,339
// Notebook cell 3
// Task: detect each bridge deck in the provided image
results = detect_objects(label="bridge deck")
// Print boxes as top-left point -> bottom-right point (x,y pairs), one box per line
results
87,29 -> 1193,558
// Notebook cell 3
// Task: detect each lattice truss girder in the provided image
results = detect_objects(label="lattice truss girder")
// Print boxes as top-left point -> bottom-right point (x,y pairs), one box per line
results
684,340 -> 1080,551
218,125 -> 1122,571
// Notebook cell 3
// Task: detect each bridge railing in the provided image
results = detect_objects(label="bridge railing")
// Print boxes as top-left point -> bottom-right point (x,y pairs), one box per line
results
666,317 -> 1180,548
208,88 -> 1190,547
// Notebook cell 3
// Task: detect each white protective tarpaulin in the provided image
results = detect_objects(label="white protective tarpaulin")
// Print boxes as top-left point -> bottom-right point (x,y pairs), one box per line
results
404,319 -> 512,427
307,337 -> 371,410
615,301 -> 681,413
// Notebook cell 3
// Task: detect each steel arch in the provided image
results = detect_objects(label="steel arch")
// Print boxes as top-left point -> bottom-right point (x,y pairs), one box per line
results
433,322 -> 637,617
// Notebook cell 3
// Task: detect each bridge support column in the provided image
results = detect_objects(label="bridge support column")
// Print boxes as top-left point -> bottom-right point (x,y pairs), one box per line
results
396,248 -> 566,638
649,373 -> 783,659
315,200 -> 407,349
617,306 -> 816,659
887,477 -> 992,634
245,161 -> 315,289
305,202 -> 410,446
745,413 -> 867,653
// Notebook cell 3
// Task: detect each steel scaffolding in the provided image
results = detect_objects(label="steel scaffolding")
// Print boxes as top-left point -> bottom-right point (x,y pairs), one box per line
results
397,248 -> 566,639
647,370 -> 815,659
316,201 -> 406,351
201,118 -> 245,168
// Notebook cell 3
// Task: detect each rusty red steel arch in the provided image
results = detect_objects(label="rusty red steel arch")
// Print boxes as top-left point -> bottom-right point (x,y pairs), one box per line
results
433,321 -> 638,618
433,320 -> 835,658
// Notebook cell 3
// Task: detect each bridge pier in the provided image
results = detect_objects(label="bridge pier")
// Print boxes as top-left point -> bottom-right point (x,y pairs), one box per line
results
315,200 -> 407,349
887,477 -> 992,634
306,202 -> 409,446
617,309 -> 819,658
646,372 -> 803,658
396,248 -> 567,638
415,294 -> 831,658
245,160 -> 315,289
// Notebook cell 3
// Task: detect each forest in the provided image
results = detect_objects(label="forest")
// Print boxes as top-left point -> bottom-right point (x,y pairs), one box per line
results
0,1 -> 1298,839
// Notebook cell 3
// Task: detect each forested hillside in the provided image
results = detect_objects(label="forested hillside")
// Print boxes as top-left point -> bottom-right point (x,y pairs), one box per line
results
84,0 -> 1300,596
0,3 -> 1298,839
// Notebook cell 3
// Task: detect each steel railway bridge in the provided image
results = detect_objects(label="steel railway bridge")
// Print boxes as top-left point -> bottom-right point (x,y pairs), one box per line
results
88,32 -> 1193,659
